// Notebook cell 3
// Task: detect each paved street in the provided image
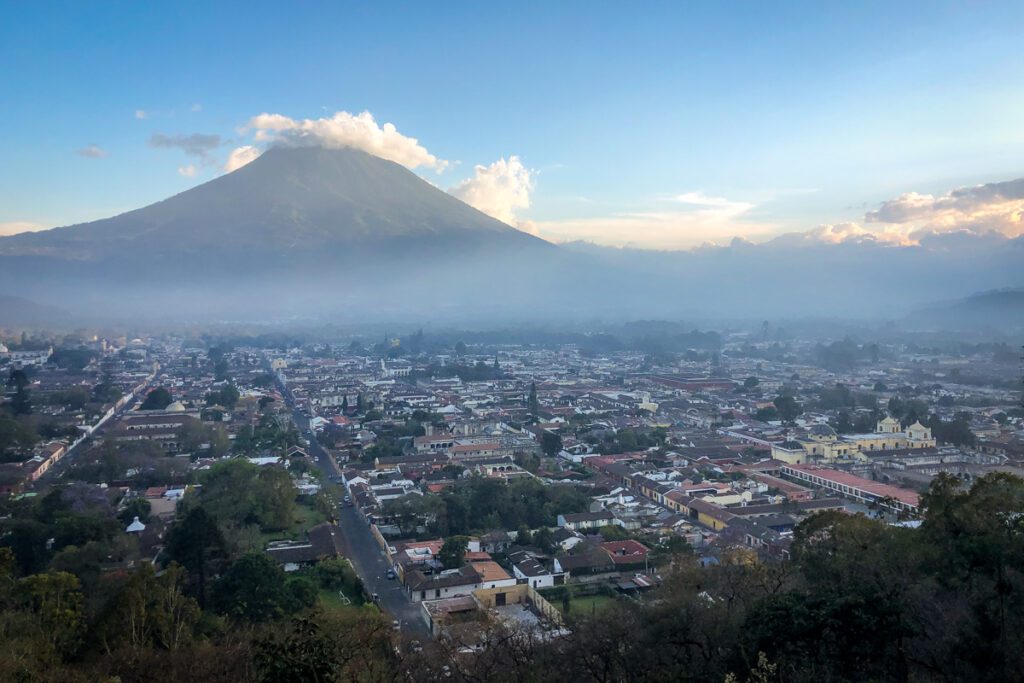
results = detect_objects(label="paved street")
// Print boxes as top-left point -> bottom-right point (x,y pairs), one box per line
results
31,377 -> 154,488
282,387 -> 428,637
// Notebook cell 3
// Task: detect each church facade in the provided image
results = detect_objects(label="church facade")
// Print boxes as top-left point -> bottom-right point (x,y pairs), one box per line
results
771,417 -> 937,464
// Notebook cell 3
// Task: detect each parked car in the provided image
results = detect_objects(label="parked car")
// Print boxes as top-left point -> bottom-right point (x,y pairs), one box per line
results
386,568 -> 397,580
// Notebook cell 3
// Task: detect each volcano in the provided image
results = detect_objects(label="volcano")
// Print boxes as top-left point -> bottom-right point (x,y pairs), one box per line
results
0,146 -> 557,320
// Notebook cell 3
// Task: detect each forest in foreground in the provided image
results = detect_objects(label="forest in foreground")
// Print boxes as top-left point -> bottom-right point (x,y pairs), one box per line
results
1,472 -> 1023,682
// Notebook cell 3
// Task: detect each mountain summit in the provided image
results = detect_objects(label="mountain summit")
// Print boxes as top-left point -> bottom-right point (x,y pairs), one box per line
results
0,146 -> 557,320
0,145 -> 547,261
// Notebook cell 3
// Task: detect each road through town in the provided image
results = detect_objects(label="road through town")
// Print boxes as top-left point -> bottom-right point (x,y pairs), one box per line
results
283,389 -> 429,637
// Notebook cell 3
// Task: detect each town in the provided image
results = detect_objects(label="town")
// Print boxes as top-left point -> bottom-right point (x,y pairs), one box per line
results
2,325 -> 1022,680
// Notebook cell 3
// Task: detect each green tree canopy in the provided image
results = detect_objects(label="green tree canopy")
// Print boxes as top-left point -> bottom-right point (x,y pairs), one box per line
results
139,387 -> 173,411
438,536 -> 469,569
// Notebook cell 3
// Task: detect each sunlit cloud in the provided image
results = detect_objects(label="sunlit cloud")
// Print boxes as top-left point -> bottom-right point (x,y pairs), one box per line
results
244,110 -> 448,171
134,109 -> 148,120
533,210 -> 777,250
177,165 -> 198,177
861,178 -> 1024,242
531,190 -> 773,249
224,145 -> 261,172
795,222 -> 916,246
449,156 -> 534,226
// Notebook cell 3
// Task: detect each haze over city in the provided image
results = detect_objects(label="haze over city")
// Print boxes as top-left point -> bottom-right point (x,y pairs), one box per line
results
2,4 -> 1024,682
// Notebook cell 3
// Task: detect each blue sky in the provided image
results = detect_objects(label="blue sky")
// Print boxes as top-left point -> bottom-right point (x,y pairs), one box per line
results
3,1 -> 1024,248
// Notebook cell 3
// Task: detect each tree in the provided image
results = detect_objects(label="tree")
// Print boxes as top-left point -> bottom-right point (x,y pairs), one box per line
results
599,524 -> 630,541
8,369 -> 32,416
541,431 -> 563,457
16,571 -> 85,653
744,377 -> 760,389
528,382 -> 540,417
439,536 -> 469,569
96,562 -> 200,652
533,526 -> 555,553
194,459 -> 297,531
177,417 -> 230,457
139,387 -> 173,411
49,348 -> 97,371
212,552 -> 307,623
650,536 -> 691,568
0,414 -> 40,456
315,557 -> 359,592
205,384 -> 240,409
213,358 -> 230,382
454,341 -> 467,356
773,395 -> 802,423
164,507 -> 226,608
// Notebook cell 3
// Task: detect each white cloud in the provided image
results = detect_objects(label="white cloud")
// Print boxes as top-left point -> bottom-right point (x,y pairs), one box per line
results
799,223 -> 915,246
859,177 -> 1024,243
449,156 -> 534,225
177,165 -> 198,177
135,109 -> 148,120
0,221 -> 46,236
76,145 -> 107,159
245,110 -> 448,171
530,190 -> 772,249
190,103 -> 202,112
224,145 -> 261,172
533,210 -> 777,250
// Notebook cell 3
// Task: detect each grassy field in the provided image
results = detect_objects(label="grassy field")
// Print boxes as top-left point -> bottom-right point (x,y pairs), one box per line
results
560,593 -> 614,617
260,500 -> 327,544
541,586 -> 618,617
318,587 -> 364,609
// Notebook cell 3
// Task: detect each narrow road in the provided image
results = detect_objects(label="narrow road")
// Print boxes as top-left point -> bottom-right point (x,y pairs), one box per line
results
279,380 -> 428,637
32,376 -> 155,487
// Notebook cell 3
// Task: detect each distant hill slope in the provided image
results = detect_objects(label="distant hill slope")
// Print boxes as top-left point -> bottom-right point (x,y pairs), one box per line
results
0,295 -> 71,327
3,145 -> 1024,324
908,288 -> 1024,330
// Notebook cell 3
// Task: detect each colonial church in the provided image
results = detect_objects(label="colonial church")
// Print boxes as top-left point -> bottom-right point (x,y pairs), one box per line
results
772,416 -> 936,464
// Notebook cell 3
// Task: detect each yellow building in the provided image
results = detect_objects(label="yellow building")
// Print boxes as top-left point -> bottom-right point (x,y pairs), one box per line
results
771,418 -> 936,464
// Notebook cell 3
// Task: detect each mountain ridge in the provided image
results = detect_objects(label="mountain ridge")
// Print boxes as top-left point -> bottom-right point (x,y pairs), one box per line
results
0,146 -> 549,260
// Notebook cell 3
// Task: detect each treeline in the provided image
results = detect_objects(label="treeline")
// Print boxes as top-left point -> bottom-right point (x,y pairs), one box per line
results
386,476 -> 591,536
2,471 -> 1023,680
422,472 -> 1024,682
0,459 -> 393,681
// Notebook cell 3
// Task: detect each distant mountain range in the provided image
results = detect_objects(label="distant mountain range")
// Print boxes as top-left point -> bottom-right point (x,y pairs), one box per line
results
1,145 -> 1023,325
0,295 -> 71,327
908,288 -> 1024,330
